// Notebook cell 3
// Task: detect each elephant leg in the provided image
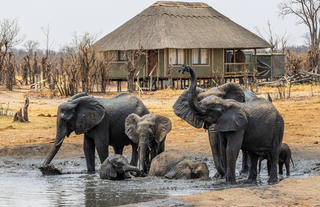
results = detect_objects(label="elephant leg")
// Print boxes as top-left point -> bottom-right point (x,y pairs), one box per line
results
159,140 -> 165,154
208,128 -> 225,178
225,130 -> 243,184
247,152 -> 258,183
267,160 -> 271,176
268,152 -> 279,184
130,144 -> 138,166
83,135 -> 95,173
241,151 -> 249,175
258,157 -> 262,174
94,136 -> 109,165
285,160 -> 290,176
278,162 -> 284,175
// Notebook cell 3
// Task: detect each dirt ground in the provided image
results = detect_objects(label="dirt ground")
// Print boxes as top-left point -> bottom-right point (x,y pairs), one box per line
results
1,85 -> 320,206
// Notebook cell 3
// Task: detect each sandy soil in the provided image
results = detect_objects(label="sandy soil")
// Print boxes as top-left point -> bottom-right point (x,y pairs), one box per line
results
1,85 -> 320,206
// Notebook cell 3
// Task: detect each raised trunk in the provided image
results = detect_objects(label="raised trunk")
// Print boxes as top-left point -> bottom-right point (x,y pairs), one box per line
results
187,67 -> 205,114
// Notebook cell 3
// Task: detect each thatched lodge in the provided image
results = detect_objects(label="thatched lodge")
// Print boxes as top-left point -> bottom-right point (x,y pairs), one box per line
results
94,1 -> 281,91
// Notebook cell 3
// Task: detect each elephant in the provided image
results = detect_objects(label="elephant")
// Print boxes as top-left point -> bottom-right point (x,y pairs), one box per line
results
99,154 -> 143,180
173,65 -> 284,184
42,92 -> 149,173
192,82 -> 258,177
148,151 -> 209,180
125,113 -> 172,173
258,143 -> 294,176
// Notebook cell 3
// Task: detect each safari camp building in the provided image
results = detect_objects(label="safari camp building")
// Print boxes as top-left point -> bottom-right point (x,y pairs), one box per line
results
94,1 -> 275,91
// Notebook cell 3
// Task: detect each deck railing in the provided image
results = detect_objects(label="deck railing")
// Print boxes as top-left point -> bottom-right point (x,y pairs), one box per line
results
224,62 -> 256,76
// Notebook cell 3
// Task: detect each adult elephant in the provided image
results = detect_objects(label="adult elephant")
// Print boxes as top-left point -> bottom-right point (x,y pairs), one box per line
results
42,92 -> 149,173
189,81 -> 257,177
173,65 -> 284,184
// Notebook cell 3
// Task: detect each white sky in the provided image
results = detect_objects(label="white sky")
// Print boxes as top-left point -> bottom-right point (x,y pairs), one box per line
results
0,0 -> 307,50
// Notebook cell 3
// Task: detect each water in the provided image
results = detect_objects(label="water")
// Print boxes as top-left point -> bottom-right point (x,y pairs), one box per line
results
0,155 -> 319,207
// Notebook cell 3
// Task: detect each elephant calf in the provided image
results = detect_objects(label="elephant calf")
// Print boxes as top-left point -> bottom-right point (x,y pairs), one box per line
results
125,113 -> 172,173
148,151 -> 209,180
259,143 -> 294,176
99,154 -> 143,180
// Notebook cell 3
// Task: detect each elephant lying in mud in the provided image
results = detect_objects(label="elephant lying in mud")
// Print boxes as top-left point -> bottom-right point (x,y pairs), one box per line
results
173,65 -> 284,184
148,151 -> 209,180
42,92 -> 149,173
125,113 -> 172,173
259,143 -> 294,176
99,154 -> 144,180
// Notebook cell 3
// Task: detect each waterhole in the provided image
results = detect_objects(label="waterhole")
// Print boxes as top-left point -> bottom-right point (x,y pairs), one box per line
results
0,153 -> 319,206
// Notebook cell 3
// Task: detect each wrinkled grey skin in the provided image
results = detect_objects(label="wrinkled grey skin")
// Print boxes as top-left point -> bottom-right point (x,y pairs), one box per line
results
173,65 -> 284,184
99,154 -> 143,180
42,93 -> 149,173
197,84 -> 256,178
149,151 -> 209,180
259,143 -> 294,176
125,113 -> 172,173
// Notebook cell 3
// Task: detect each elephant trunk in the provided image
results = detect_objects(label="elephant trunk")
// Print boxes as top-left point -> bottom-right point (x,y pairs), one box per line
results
123,165 -> 141,174
138,142 -> 148,173
43,122 -> 67,166
187,66 -> 206,115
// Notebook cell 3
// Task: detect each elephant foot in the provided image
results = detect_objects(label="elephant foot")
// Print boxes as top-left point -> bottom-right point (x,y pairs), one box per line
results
268,177 -> 279,184
244,179 -> 257,185
213,172 -> 225,179
87,170 -> 95,174
226,180 -> 237,185
239,169 -> 249,176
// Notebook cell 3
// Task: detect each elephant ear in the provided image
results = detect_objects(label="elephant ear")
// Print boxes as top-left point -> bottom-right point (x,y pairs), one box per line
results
215,103 -> 248,132
154,115 -> 172,143
72,96 -> 105,134
173,87 -> 205,128
218,82 -> 245,102
68,92 -> 88,102
125,113 -> 141,144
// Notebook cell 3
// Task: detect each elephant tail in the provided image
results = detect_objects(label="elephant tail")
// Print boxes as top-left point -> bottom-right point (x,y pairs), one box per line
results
290,157 -> 295,168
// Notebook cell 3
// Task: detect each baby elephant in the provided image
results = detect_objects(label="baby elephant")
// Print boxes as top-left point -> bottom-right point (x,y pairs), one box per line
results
149,151 -> 209,180
259,143 -> 294,176
99,154 -> 143,180
125,113 -> 172,173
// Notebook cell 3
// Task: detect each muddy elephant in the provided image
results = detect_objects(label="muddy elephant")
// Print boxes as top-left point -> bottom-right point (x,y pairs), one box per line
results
125,113 -> 172,173
173,65 -> 284,184
99,154 -> 143,180
148,151 -> 209,180
259,143 -> 294,176
42,92 -> 149,173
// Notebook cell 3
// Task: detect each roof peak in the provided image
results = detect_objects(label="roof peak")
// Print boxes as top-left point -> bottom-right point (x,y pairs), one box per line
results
152,1 -> 210,8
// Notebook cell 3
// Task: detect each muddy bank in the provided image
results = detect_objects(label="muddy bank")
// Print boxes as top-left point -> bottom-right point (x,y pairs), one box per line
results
1,144 -> 320,206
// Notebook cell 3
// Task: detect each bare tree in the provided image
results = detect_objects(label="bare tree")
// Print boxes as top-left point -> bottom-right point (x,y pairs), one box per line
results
23,40 -> 39,54
256,21 -> 289,53
126,49 -> 145,92
0,19 -> 21,84
280,0 -> 320,72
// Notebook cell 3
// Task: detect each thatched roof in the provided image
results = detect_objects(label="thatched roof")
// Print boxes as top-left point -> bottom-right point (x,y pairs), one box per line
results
94,1 -> 270,51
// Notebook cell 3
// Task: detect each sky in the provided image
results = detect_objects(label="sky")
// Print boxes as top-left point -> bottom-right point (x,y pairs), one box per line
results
0,0 -> 307,50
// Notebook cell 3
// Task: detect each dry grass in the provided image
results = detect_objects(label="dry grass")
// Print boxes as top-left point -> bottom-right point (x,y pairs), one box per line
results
0,85 -> 320,155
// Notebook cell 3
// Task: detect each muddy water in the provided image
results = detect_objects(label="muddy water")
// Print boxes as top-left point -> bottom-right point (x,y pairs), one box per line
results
0,154 -> 319,207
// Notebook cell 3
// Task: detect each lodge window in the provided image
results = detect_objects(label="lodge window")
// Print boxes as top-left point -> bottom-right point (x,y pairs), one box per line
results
169,49 -> 185,65
116,51 -> 129,61
192,49 -> 209,65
